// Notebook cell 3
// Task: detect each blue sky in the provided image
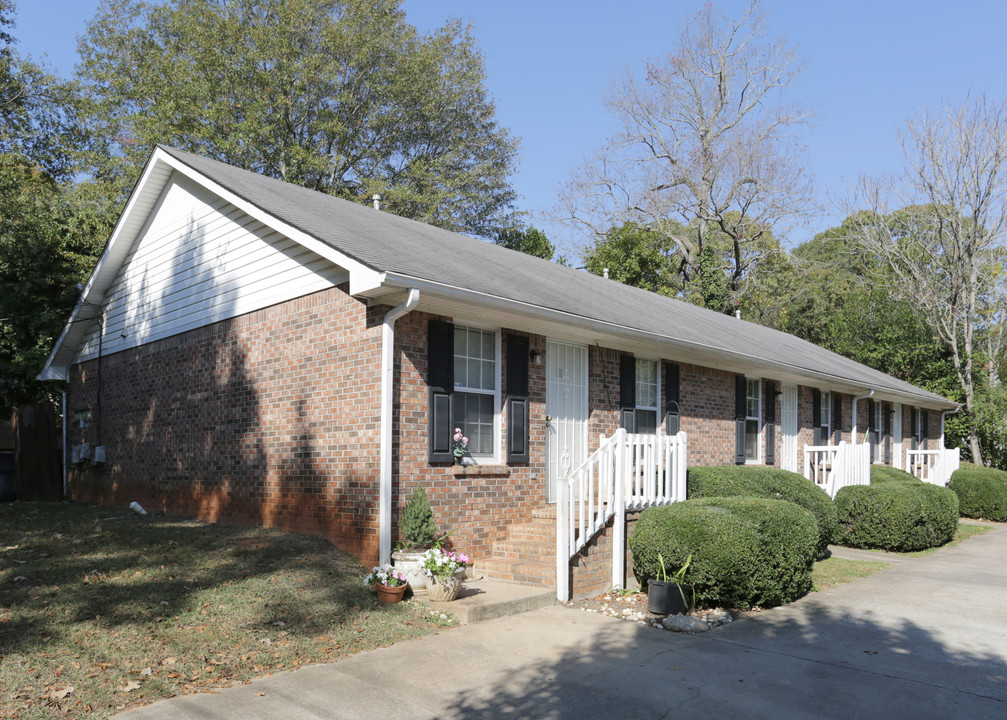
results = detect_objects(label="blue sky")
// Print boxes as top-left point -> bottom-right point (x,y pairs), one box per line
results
12,1 -> 1007,250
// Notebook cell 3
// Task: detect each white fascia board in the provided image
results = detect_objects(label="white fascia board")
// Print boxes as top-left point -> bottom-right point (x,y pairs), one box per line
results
156,150 -> 384,295
381,272 -> 958,411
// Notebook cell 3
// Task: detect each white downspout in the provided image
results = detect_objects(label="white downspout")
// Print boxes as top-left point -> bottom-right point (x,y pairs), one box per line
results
379,288 -> 420,566
58,386 -> 67,496
940,406 -> 960,447
851,390 -> 874,442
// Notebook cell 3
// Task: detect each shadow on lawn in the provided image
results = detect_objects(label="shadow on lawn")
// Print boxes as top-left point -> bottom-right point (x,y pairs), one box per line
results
0,502 -> 378,656
443,605 -> 1007,719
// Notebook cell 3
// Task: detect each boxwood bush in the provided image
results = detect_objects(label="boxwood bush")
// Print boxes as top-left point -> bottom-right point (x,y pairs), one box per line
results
834,480 -> 959,552
948,464 -> 1007,521
687,465 -> 837,559
870,465 -> 920,485
630,497 -> 818,610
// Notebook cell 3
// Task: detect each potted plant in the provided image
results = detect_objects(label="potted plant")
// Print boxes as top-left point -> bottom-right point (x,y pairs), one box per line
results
391,485 -> 438,595
364,564 -> 409,604
647,553 -> 693,615
452,428 -> 471,465
421,543 -> 470,602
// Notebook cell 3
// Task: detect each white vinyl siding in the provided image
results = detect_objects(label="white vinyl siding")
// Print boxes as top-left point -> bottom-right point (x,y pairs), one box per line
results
75,172 -> 346,362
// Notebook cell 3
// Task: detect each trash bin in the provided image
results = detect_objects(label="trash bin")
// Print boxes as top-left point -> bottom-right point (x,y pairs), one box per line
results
0,451 -> 14,501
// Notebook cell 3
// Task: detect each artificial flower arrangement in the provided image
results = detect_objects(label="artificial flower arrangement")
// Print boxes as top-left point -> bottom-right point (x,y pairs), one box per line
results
452,428 -> 469,462
364,564 -> 408,588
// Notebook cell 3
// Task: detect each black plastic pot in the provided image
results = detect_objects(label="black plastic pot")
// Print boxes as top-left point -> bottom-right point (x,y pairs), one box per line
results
647,579 -> 691,615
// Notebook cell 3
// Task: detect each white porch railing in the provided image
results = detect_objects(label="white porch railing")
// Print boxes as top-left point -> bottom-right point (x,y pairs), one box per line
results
907,447 -> 961,486
803,441 -> 870,498
556,428 -> 687,601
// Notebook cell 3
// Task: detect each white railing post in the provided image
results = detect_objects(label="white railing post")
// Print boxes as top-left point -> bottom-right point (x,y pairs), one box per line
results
556,478 -> 570,602
611,428 -> 627,591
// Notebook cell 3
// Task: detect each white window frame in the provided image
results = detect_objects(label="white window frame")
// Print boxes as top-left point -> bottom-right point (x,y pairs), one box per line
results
745,377 -> 762,463
453,324 -> 501,462
635,357 -> 661,435
872,402 -> 884,463
820,391 -> 832,445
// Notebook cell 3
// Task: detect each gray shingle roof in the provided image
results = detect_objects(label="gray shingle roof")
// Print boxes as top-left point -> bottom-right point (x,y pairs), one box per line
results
159,146 -> 954,409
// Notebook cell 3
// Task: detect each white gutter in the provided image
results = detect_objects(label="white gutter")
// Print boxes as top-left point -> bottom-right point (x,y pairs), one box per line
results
940,406 -> 960,446
851,390 -> 875,442
379,288 -> 420,566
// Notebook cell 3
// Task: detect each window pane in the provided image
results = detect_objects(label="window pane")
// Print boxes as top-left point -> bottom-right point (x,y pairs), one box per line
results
480,360 -> 494,390
821,392 -> 830,428
481,331 -> 494,358
454,325 -> 496,391
636,409 -> 657,435
746,419 -> 759,460
746,379 -> 760,419
453,393 -> 493,455
636,359 -> 658,409
454,328 -> 466,355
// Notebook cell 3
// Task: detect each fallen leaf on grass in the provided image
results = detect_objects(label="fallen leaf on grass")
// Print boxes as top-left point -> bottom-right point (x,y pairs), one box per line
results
161,657 -> 177,666
140,667 -> 153,676
45,686 -> 74,700
120,681 -> 141,693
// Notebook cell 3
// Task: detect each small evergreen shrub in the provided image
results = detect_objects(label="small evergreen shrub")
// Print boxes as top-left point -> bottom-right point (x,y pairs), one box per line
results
870,465 -> 920,485
834,480 -> 958,552
399,485 -> 438,549
630,497 -> 818,610
687,465 -> 837,559
948,464 -> 1007,521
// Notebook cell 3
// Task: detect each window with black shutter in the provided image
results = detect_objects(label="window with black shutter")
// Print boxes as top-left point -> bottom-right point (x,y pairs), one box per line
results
505,334 -> 530,463
764,380 -> 776,465
665,363 -> 681,435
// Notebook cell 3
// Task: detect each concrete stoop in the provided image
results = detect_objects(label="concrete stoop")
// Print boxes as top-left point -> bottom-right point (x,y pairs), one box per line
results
418,576 -> 556,625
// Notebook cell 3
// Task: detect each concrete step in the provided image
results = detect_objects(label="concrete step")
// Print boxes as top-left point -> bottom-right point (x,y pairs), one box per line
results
479,556 -> 556,588
419,575 -> 555,625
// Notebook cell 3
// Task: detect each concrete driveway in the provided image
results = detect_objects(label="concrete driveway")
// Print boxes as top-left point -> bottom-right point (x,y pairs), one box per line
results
119,523 -> 1007,719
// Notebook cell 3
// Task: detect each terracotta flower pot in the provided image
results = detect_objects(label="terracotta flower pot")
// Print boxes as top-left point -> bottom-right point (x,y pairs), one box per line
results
427,574 -> 462,602
375,582 -> 407,604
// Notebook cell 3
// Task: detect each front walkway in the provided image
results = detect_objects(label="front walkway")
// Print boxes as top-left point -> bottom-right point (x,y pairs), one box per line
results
119,524 -> 1007,719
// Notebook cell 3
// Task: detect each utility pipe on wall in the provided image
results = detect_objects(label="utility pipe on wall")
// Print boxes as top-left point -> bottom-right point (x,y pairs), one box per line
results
379,288 -> 420,566
851,389 -> 875,442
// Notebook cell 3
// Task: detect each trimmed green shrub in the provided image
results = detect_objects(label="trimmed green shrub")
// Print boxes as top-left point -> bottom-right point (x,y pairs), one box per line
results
870,465 -> 920,485
834,481 -> 958,552
948,464 -> 1007,521
630,497 -> 818,610
687,465 -> 837,559
399,485 -> 437,548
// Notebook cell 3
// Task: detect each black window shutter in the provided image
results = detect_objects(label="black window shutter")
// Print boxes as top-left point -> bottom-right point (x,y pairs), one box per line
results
832,394 -> 843,443
507,397 -> 529,463
427,320 -> 454,463
505,334 -> 530,463
868,399 -> 876,463
911,407 -> 919,450
812,389 -> 822,445
883,402 -> 892,464
764,380 -> 776,465
922,410 -> 929,448
505,334 -> 529,397
620,354 -> 636,432
735,375 -> 746,465
665,363 -> 681,435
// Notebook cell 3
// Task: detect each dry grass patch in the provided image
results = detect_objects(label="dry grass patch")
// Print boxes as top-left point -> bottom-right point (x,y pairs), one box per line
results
0,502 -> 453,719
811,557 -> 892,591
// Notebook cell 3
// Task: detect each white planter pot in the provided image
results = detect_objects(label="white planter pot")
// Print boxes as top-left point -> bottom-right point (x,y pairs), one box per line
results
391,549 -> 428,595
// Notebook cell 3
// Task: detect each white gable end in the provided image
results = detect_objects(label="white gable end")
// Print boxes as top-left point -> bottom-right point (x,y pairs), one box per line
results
74,172 -> 347,363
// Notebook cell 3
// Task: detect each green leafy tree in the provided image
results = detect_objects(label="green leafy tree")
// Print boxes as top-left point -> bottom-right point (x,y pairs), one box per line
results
0,1 -> 112,407
494,226 -> 554,260
75,0 -> 519,238
583,222 -> 679,296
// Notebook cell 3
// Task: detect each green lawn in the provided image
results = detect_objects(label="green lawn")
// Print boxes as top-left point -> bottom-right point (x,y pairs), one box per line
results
0,502 -> 453,719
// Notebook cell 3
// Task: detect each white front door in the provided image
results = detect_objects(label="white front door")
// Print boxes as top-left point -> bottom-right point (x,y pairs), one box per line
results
546,340 -> 588,502
893,402 -> 903,469
781,383 -> 799,472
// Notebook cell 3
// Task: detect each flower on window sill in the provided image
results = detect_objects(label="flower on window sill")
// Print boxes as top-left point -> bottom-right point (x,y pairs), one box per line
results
452,428 -> 469,459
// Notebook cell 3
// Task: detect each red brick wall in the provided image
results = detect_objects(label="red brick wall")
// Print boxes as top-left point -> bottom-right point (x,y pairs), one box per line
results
68,285 -> 386,564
